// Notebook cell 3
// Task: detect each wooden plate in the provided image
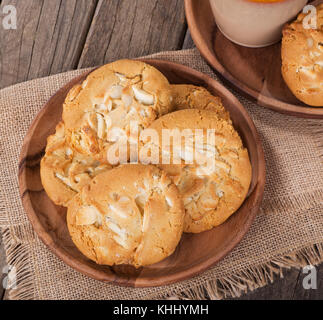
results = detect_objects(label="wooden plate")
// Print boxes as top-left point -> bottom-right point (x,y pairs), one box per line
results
19,60 -> 265,288
185,0 -> 323,119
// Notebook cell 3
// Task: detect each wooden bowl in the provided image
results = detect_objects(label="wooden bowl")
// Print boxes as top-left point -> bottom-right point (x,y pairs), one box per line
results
19,60 -> 265,287
185,0 -> 323,119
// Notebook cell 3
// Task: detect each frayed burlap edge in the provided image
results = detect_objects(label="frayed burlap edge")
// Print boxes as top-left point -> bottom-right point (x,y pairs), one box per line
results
1,227 -> 35,300
153,243 -> 323,300
2,224 -> 323,300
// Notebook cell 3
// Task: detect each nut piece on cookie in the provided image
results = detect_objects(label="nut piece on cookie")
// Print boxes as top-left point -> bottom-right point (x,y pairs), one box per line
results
172,84 -> 231,122
40,122 -> 112,207
282,4 -> 323,106
67,164 -> 184,267
63,60 -> 174,163
141,109 -> 252,234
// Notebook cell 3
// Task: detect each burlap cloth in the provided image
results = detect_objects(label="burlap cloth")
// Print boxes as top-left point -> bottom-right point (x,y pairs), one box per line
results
0,49 -> 322,300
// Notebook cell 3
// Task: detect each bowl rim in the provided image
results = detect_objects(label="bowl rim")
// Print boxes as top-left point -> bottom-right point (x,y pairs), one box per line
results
18,59 -> 266,287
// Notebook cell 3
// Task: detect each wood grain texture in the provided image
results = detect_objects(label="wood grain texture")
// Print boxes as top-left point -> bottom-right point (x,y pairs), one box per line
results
0,0 -> 98,89
234,265 -> 323,300
185,0 -> 323,118
182,29 -> 195,50
78,0 -> 187,68
18,60 -> 265,287
0,234 -> 7,300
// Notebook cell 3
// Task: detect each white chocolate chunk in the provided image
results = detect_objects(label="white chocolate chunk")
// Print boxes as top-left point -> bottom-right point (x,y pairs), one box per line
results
106,218 -> 126,237
65,148 -> 73,157
86,113 -> 97,131
196,166 -> 214,177
55,173 -> 76,191
106,100 -> 113,112
108,85 -> 123,99
142,213 -> 149,233
113,235 -> 128,249
108,204 -> 127,219
217,190 -> 224,198
97,114 -> 106,139
96,104 -> 108,112
299,66 -> 317,79
127,107 -> 138,118
132,86 -> 155,105
105,115 -> 112,131
76,206 -> 102,226
122,94 -> 133,108
118,196 -> 131,204
106,218 -> 128,248
107,127 -> 122,142
165,197 -> 173,208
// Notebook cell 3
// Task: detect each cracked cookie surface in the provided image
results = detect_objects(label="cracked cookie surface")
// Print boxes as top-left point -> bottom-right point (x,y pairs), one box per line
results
172,84 -> 231,122
40,122 -> 112,207
63,60 -> 173,163
282,4 -> 323,106
141,109 -> 252,233
67,164 -> 184,267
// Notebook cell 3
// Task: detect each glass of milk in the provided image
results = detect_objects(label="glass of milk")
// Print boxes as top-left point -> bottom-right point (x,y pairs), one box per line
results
209,0 -> 309,47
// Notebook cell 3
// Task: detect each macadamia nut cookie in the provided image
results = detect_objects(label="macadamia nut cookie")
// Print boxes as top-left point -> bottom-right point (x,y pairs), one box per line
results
141,110 -> 252,233
67,164 -> 184,267
172,84 -> 231,122
63,60 -> 173,163
40,122 -> 112,207
282,4 -> 323,106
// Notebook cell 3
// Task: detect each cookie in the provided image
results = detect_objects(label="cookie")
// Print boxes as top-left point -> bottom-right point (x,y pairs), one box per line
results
141,109 -> 252,233
172,84 -> 231,122
40,122 -> 112,207
67,164 -> 184,267
63,60 -> 174,163
282,4 -> 323,106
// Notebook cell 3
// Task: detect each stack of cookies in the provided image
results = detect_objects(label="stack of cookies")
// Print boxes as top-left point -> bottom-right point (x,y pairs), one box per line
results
41,59 -> 252,267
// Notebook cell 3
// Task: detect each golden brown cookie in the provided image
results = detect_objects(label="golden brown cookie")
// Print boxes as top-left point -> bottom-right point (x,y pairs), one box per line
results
282,4 -> 323,106
172,84 -> 231,122
67,164 -> 184,267
63,60 -> 173,163
140,109 -> 252,233
40,122 -> 112,207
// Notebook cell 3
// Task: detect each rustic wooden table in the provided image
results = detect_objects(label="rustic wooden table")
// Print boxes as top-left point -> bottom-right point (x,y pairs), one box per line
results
0,0 -> 322,300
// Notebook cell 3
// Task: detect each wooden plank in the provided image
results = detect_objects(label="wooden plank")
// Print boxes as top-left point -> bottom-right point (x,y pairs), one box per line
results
78,0 -> 187,68
232,264 -> 323,300
0,234 -> 7,300
0,0 -> 98,89
182,29 -> 195,50
232,269 -> 300,300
